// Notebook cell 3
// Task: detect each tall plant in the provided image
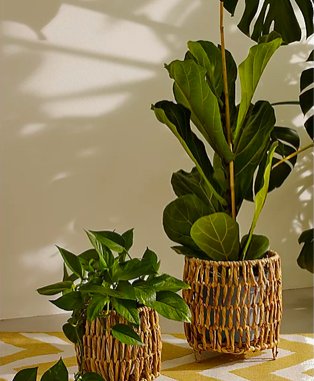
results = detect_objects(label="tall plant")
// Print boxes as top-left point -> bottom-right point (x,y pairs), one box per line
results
152,1 -> 313,262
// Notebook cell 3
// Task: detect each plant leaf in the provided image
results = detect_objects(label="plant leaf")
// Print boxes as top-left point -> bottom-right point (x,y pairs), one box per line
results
122,228 -> 134,251
57,247 -> 83,279
86,231 -> 114,269
234,33 -> 282,143
163,194 -> 212,249
171,245 -> 209,260
115,258 -> 157,281
86,295 -> 109,321
149,291 -> 191,322
300,50 -> 314,140
148,274 -> 190,292
111,298 -> 140,325
240,234 -> 270,260
41,358 -> 68,381
142,248 -> 160,273
152,101 -> 226,206
13,367 -> 38,381
37,281 -> 73,296
241,142 -> 278,259
62,323 -> 80,344
165,59 -> 233,162
81,373 -> 105,381
232,0 -> 314,44
297,228 -> 314,273
191,212 -> 240,261
88,230 -> 126,252
111,324 -> 143,346
50,291 -> 83,311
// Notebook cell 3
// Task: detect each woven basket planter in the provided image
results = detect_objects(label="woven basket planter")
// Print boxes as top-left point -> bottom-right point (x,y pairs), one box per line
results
183,251 -> 282,356
75,307 -> 162,381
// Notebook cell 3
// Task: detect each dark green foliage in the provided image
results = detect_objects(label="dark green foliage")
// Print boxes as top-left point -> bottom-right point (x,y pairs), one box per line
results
297,229 -> 314,273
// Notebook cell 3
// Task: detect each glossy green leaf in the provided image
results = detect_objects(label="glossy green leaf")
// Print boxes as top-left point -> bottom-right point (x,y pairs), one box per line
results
133,284 -> 156,305
81,373 -> 105,381
116,257 -> 157,281
88,230 -> 126,253
163,194 -> 212,249
234,33 -> 282,143
111,324 -> 143,346
191,213 -> 240,261
171,245 -> 209,260
62,323 -> 80,344
50,291 -> 83,311
148,274 -> 190,292
41,358 -> 68,381
297,228 -> 314,273
37,281 -> 73,296
111,298 -> 139,325
122,228 -> 134,251
86,231 -> 114,269
300,50 -> 314,140
152,101 -> 226,206
166,59 -> 233,162
13,367 -> 38,381
242,142 -> 278,259
142,248 -> 160,273
235,0 -> 314,44
234,101 -> 276,203
149,291 -> 191,322
240,234 -> 270,260
57,247 -> 83,279
86,295 -> 108,321
78,249 -> 99,270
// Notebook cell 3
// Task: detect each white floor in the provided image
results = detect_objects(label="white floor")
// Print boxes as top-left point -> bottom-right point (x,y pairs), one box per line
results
0,288 -> 313,334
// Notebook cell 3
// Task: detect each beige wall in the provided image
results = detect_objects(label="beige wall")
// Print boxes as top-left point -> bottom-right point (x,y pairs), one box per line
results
0,0 -> 313,319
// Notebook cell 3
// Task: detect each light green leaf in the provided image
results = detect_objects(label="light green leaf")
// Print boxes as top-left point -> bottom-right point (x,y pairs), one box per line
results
163,194 -> 212,249
111,298 -> 139,325
149,291 -> 191,322
148,274 -> 190,292
152,101 -> 226,206
191,213 -> 240,261
241,142 -> 278,259
37,281 -> 73,296
57,247 -> 83,279
86,231 -> 114,269
111,324 -> 143,346
240,234 -> 270,260
13,367 -> 38,381
87,230 -> 125,253
166,59 -> 233,162
234,33 -> 282,143
41,358 -> 68,381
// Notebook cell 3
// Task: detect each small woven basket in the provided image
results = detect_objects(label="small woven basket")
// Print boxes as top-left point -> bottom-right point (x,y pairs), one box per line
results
75,307 -> 162,381
183,251 -> 282,356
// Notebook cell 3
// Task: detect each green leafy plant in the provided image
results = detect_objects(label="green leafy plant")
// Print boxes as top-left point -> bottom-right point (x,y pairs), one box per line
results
37,228 -> 190,349
152,1 -> 313,263
12,358 -> 104,381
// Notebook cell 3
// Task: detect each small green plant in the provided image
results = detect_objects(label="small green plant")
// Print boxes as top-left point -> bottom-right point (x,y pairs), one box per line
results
12,358 -> 104,381
37,228 -> 190,348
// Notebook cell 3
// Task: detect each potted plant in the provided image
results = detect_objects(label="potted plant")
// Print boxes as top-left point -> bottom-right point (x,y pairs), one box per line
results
35,228 -> 191,381
151,0 -> 313,357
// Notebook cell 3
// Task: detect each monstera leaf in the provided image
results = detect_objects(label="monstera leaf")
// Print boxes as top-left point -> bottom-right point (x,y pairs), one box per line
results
300,50 -> 314,140
224,0 -> 314,44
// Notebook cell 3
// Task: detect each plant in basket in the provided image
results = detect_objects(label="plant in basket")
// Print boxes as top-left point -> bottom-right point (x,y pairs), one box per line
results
151,1 -> 313,357
34,228 -> 191,381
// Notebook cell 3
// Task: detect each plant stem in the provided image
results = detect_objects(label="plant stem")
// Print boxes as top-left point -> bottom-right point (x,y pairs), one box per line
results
271,101 -> 300,106
272,143 -> 314,169
220,1 -> 236,219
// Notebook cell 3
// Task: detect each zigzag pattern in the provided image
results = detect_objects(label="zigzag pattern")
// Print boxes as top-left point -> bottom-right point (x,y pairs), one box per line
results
0,332 -> 313,380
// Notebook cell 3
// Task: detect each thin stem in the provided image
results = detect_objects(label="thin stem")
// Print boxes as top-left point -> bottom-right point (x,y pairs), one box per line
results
272,142 -> 314,169
271,101 -> 300,106
220,1 -> 236,219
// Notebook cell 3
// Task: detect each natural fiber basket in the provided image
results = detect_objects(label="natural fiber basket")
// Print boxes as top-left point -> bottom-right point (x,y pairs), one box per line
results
75,306 -> 162,381
183,251 -> 282,357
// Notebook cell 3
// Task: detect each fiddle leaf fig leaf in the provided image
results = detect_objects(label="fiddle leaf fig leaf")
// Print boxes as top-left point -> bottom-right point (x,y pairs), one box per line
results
165,59 -> 233,163
13,367 -> 38,381
41,358 -> 68,381
191,212 -> 240,261
234,33 -> 282,143
297,228 -> 314,273
111,324 -> 143,346
171,245 -> 209,260
241,234 -> 270,260
163,194 -> 212,249
152,101 -> 226,206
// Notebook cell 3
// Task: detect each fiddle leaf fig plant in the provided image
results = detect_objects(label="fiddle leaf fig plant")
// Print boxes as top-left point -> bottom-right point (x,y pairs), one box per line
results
37,228 -> 190,364
152,1 -> 313,263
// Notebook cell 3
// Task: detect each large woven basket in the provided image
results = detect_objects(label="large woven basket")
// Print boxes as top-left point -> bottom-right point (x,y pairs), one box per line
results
75,307 -> 162,381
183,251 -> 282,356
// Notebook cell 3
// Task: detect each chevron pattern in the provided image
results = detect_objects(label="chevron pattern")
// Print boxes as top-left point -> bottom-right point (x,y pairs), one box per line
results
0,332 -> 313,381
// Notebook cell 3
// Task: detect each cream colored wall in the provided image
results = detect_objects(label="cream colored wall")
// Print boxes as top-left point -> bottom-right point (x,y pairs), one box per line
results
0,0 -> 313,319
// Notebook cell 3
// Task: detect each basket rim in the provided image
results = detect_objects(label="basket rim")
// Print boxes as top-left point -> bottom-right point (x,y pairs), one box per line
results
185,250 -> 280,267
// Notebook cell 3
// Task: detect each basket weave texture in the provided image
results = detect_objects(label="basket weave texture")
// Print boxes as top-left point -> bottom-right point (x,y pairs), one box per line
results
76,307 -> 162,381
183,251 -> 282,355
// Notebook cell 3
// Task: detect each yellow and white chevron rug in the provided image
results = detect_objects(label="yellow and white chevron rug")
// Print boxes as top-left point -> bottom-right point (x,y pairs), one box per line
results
0,333 -> 313,381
